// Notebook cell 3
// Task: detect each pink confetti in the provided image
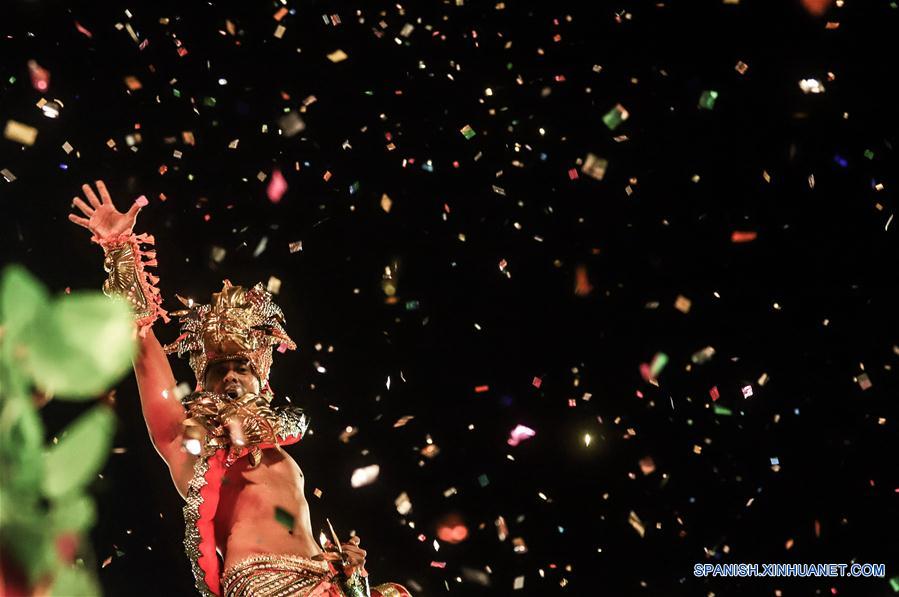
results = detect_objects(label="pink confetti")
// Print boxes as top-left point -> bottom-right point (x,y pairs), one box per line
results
568,168 -> 579,180
430,561 -> 447,568
709,386 -> 720,401
639,362 -> 652,382
507,424 -> 536,447
267,168 -> 288,203
532,376 -> 542,388
28,60 -> 50,92
74,21 -> 94,38
135,195 -> 149,207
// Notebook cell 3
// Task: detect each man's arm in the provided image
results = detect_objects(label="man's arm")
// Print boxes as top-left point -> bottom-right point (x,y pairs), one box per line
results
134,328 -> 196,498
68,180 -> 195,497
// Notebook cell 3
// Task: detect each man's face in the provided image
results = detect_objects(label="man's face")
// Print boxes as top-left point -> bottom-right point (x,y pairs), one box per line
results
204,359 -> 261,398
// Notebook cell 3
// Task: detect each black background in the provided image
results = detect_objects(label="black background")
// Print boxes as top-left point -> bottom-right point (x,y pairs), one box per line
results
3,0 -> 898,595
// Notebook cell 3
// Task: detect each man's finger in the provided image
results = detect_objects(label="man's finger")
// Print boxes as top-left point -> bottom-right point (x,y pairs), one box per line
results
126,195 -> 148,218
95,180 -> 112,205
72,197 -> 94,216
68,213 -> 91,229
82,183 -> 101,209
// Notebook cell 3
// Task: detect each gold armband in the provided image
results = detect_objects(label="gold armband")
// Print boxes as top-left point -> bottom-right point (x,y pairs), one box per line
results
92,232 -> 169,337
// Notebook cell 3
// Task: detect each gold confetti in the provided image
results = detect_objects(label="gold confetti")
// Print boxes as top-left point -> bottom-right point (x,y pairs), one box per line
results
674,294 -> 692,314
266,276 -> 282,294
327,49 -> 349,63
395,492 -> 412,515
380,193 -> 393,213
124,75 -> 143,90
628,510 -> 646,538
4,120 -> 38,146
581,153 -> 608,180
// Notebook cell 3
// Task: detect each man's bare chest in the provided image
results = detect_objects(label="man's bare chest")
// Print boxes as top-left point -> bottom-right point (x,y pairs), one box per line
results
219,448 -> 305,507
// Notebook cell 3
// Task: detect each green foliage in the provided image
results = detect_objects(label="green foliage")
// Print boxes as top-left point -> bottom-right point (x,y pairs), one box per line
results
0,265 -> 137,593
43,406 -> 116,499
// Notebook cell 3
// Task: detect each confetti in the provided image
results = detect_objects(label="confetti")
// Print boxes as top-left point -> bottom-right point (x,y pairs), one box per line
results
274,506 -> 295,531
278,112 -> 306,137
507,424 -> 536,447
4,120 -> 38,146
350,464 -> 380,488
602,104 -> 629,130
27,60 -> 50,92
580,153 -> 608,180
266,276 -> 282,294
799,78 -> 825,94
327,49 -> 349,63
395,492 -> 412,515
267,169 -> 288,203
628,510 -> 646,538
380,193 -> 393,213
698,90 -> 718,110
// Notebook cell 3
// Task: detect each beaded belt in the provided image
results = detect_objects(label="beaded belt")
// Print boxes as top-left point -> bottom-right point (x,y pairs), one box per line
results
221,554 -> 333,597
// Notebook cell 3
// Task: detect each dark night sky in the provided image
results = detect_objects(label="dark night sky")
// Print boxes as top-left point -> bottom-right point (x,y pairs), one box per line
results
3,0 -> 898,595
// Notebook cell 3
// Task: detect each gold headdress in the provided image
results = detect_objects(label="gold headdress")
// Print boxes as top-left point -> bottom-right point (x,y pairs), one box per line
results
164,280 -> 296,390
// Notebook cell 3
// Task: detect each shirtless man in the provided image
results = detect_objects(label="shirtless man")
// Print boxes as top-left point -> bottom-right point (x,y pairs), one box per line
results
69,181 -> 408,597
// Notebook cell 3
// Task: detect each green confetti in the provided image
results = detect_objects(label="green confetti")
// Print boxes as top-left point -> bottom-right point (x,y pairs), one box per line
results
602,104 -> 629,130
698,90 -> 718,110
713,405 -> 733,416
460,124 -> 476,140
274,506 -> 295,531
864,149 -> 875,160
649,352 -> 669,378
202,96 -> 217,107
478,474 -> 490,487
173,88 -> 181,98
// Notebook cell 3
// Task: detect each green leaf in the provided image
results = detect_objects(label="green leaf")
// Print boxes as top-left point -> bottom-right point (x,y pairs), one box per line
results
51,564 -> 102,596
49,493 -> 96,533
0,519 -> 57,584
0,396 -> 45,494
0,264 -> 49,341
26,292 -> 136,399
42,406 -> 115,499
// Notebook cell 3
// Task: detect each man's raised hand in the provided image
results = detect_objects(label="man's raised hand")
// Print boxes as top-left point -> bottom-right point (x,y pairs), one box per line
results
68,180 -> 148,239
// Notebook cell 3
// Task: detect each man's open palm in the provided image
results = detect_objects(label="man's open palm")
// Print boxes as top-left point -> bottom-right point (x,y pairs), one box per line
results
68,180 -> 147,239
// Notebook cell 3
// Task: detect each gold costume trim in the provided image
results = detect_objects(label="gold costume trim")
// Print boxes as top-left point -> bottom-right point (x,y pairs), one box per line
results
221,554 -> 331,597
183,455 -> 214,597
94,232 -> 169,336
164,280 -> 296,389
181,392 -> 310,596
